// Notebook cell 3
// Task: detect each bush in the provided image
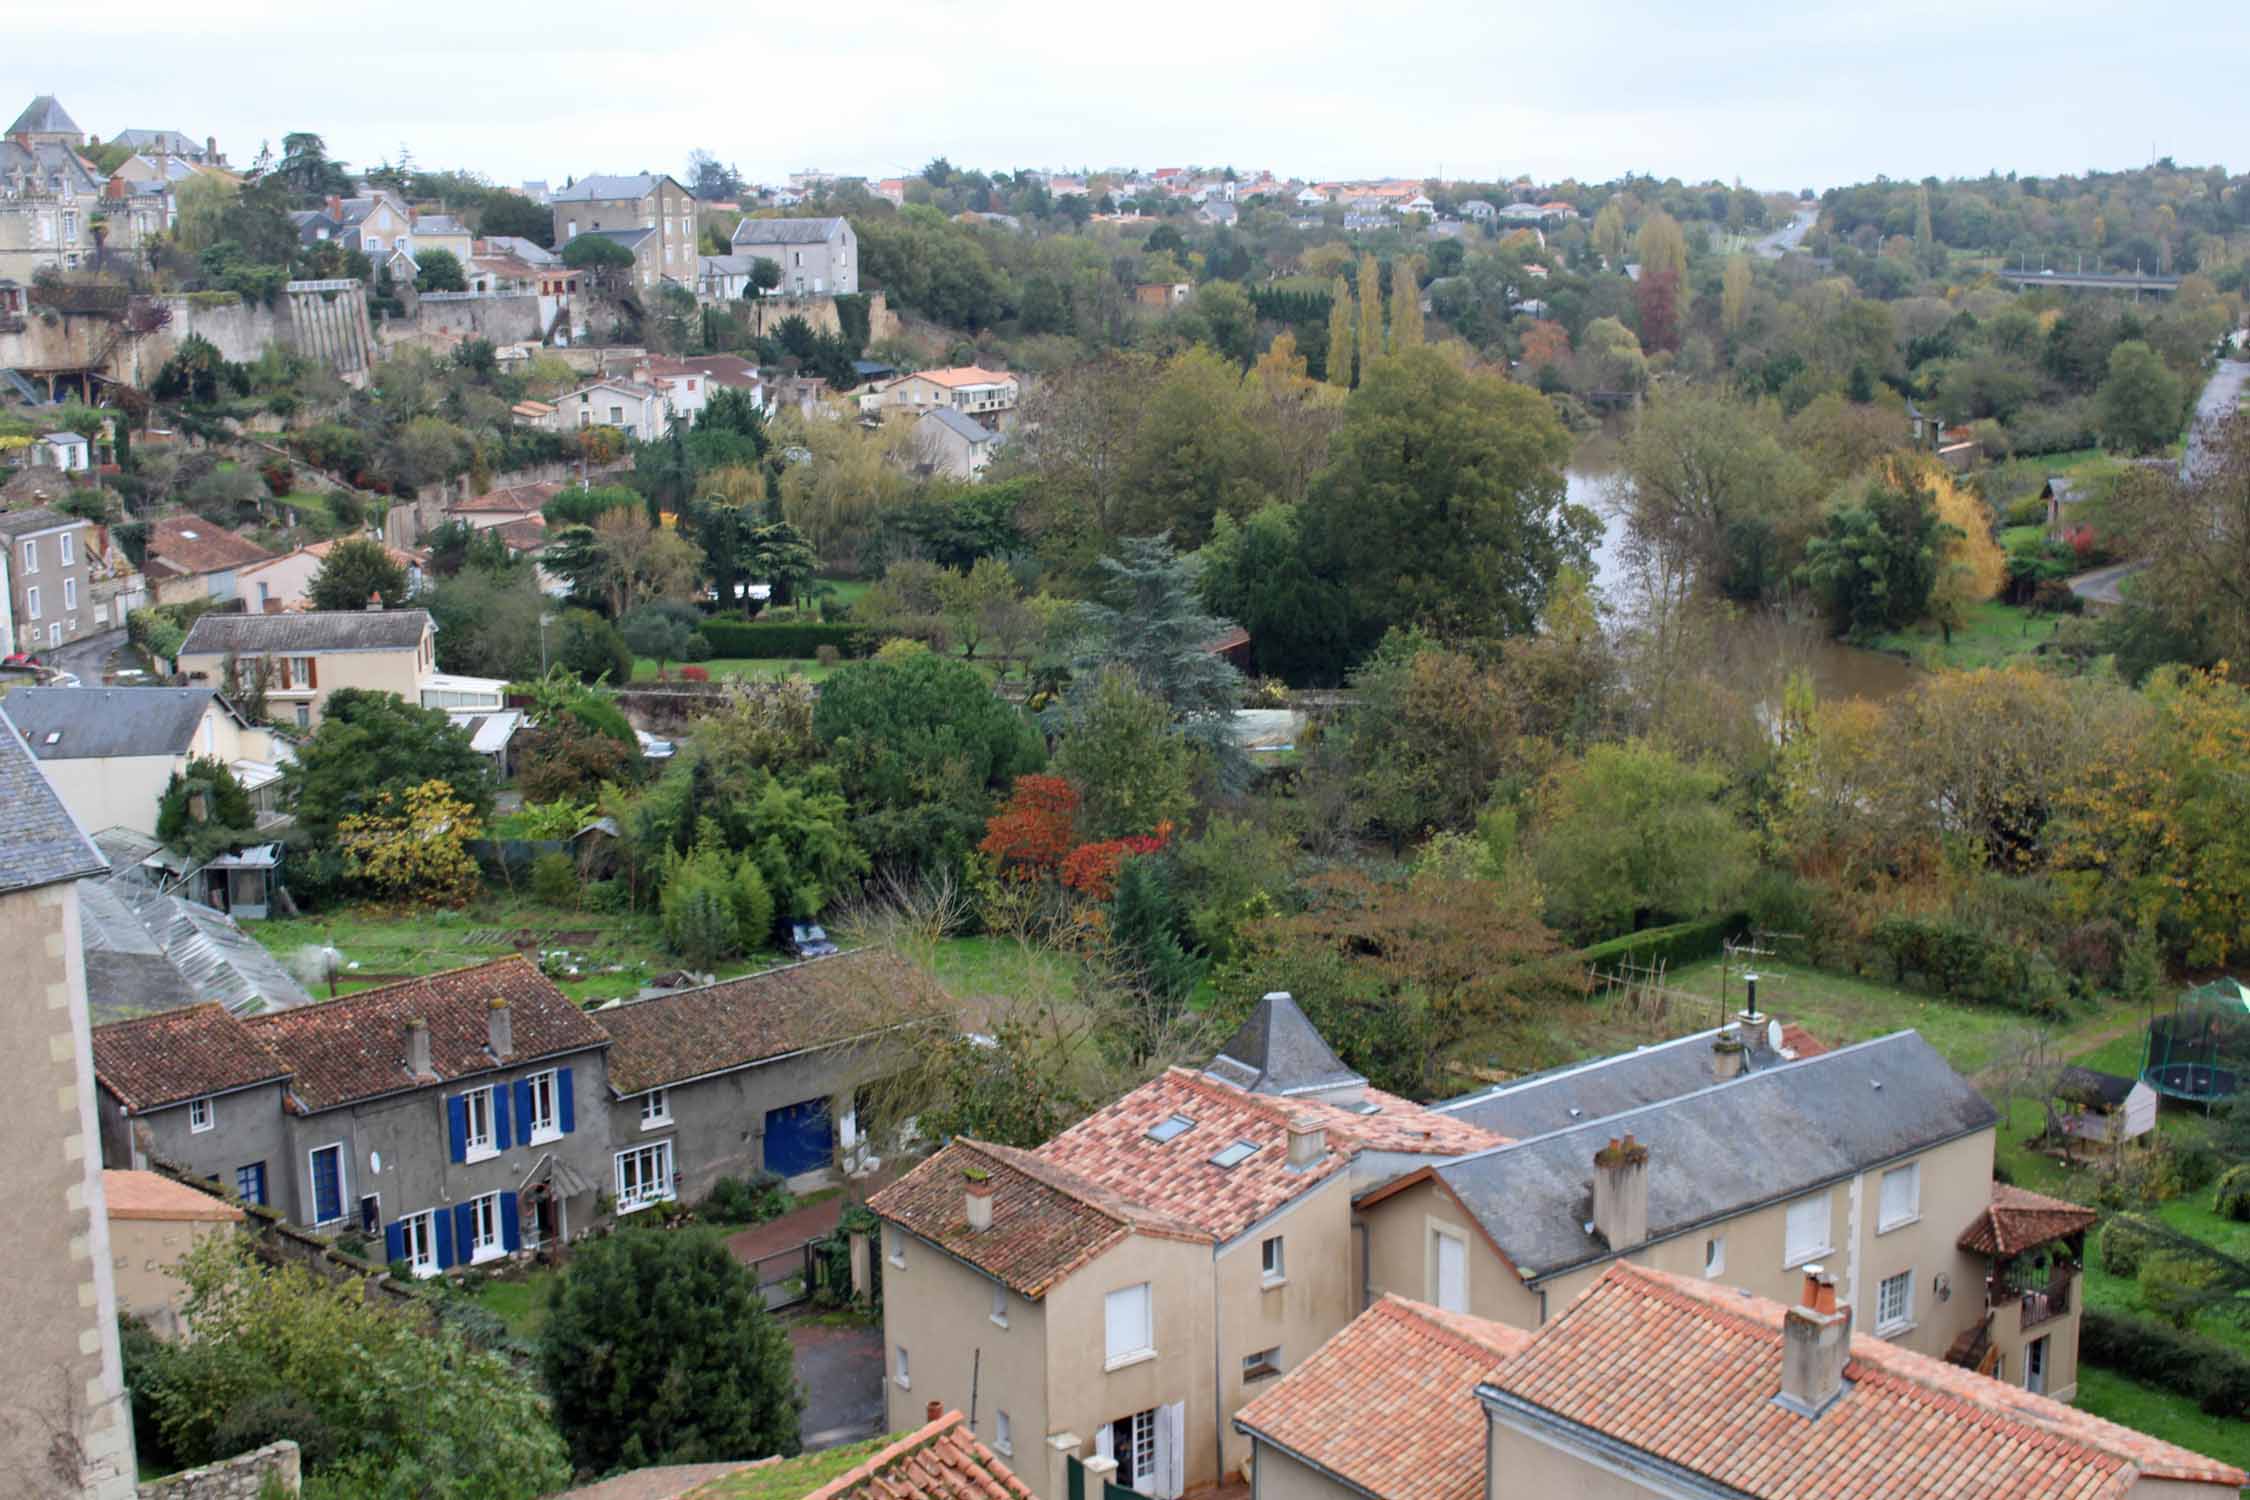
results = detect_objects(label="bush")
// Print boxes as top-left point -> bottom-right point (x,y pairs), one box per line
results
699,620 -> 868,659
530,851 -> 577,906
2080,1307 -> 2250,1420
680,664 -> 710,683
2142,1249 -> 2223,1330
2214,1163 -> 2250,1221
1574,915 -> 1740,974
2101,1213 -> 2161,1278
2174,1139 -> 2222,1194
700,1171 -> 791,1225
1868,913 -> 2066,1015
2004,492 -> 2049,528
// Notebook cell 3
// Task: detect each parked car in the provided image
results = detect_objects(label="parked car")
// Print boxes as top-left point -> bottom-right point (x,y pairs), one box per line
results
2,653 -> 41,669
787,922 -> 839,959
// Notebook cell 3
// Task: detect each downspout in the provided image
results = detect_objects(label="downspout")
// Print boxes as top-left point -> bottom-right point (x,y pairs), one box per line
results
1355,1220 -> 1371,1311
1212,1247 -> 1225,1496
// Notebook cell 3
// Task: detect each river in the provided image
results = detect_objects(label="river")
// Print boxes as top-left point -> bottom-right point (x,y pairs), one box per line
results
1570,468 -> 1921,704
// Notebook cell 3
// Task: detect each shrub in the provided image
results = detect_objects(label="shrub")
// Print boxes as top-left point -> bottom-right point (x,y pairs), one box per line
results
699,620 -> 868,659
2141,1250 -> 2223,1331
680,664 -> 710,683
2214,1163 -> 2250,1222
700,1171 -> 791,1225
530,851 -> 578,906
2080,1308 -> 2250,1420
814,644 -> 841,668
2004,492 -> 2049,528
1574,915 -> 1740,974
2174,1139 -> 2222,1194
2101,1214 -> 2161,1278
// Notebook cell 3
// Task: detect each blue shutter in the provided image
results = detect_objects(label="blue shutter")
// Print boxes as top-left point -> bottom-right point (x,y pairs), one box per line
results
434,1208 -> 455,1269
447,1096 -> 469,1163
384,1221 -> 407,1264
501,1192 -> 521,1252
454,1202 -> 476,1262
558,1067 -> 575,1134
492,1084 -> 512,1151
514,1078 -> 535,1138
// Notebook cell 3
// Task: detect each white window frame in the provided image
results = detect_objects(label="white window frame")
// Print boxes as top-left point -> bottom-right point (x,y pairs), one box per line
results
524,1069 -> 561,1144
895,1344 -> 910,1389
308,1142 -> 346,1226
1261,1234 -> 1285,1287
24,585 -> 39,621
1704,1234 -> 1726,1278
1784,1193 -> 1833,1268
468,1191 -> 505,1264
994,1409 -> 1012,1457
62,577 -> 76,612
888,1227 -> 906,1268
403,1209 -> 438,1278
58,531 -> 73,567
1431,1225 -> 1469,1313
990,1282 -> 1008,1328
640,1088 -> 671,1129
21,538 -> 36,574
1878,1163 -> 1921,1233
1876,1269 -> 1915,1335
187,1096 -> 214,1132
461,1085 -> 496,1162
615,1138 -> 675,1213
1104,1282 -> 1155,1369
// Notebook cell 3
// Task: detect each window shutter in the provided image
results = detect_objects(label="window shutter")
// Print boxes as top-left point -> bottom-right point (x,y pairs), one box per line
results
307,656 -> 318,689
492,1085 -> 512,1151
434,1209 -> 455,1269
515,1078 -> 534,1135
454,1202 -> 476,1259
384,1221 -> 406,1265
558,1066 -> 575,1134
501,1191 -> 521,1252
447,1096 -> 469,1163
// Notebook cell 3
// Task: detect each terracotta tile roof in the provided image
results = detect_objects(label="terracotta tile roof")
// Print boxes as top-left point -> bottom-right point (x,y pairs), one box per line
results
145,515 -> 276,576
1284,1088 -> 1507,1155
1234,1296 -> 1527,1500
599,950 -> 933,1096
450,481 -> 561,515
1485,1264 -> 2247,1498
908,366 -> 1016,390
869,1139 -> 1209,1299
683,1411 -> 1035,1500
644,355 -> 763,389
103,1169 -> 244,1222
1958,1183 -> 2098,1258
492,517 -> 551,553
92,1002 -> 291,1112
1778,1022 -> 1828,1059
240,957 -> 607,1113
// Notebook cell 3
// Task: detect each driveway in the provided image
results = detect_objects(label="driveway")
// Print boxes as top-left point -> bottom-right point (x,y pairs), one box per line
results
2069,358 -> 2250,606
41,625 -> 128,682
791,1317 -> 885,1450
1753,209 -> 1816,259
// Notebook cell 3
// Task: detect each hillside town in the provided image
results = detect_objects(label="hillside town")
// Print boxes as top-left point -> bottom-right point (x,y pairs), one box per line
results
8,53 -> 2250,1500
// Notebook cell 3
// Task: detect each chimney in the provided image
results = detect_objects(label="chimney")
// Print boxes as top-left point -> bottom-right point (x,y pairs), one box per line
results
925,1400 -> 942,1424
405,1018 -> 433,1080
367,591 -> 384,611
1779,1266 -> 1852,1417
1711,1023 -> 1747,1082
964,1170 -> 994,1232
1590,1134 -> 1649,1251
327,194 -> 342,219
487,997 -> 513,1061
1286,1113 -> 1327,1169
205,135 -> 217,163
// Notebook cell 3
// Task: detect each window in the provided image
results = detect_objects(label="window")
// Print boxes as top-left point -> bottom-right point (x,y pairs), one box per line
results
468,1192 -> 504,1263
1104,1282 -> 1154,1367
21,539 -> 36,575
1784,1193 -> 1832,1267
895,1345 -> 910,1389
1145,1113 -> 1195,1144
282,656 -> 315,691
62,577 -> 76,612
1704,1234 -> 1726,1278
609,405 -> 623,425
235,1161 -> 266,1206
308,1143 -> 345,1225
461,1086 -> 495,1161
24,585 -> 39,621
1243,1347 -> 1283,1382
1876,1269 -> 1914,1334
1261,1235 -> 1285,1285
1432,1227 -> 1468,1313
58,531 -> 72,566
1209,1140 -> 1259,1169
2025,1334 -> 2049,1395
640,1089 -> 671,1128
615,1139 -> 675,1212
294,704 -> 310,729
991,1283 -> 1008,1327
525,1069 -> 561,1143
887,1229 -> 906,1268
402,1210 -> 438,1277
188,1096 -> 214,1132
994,1410 -> 1012,1457
1878,1163 -> 1921,1232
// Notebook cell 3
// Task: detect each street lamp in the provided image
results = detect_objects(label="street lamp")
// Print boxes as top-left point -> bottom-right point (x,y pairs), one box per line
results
539,612 -> 556,675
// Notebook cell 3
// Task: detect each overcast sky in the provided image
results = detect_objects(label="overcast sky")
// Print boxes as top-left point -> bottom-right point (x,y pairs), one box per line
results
15,0 -> 2245,193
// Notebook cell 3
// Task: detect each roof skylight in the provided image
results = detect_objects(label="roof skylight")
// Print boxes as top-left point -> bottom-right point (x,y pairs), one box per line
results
1209,1140 -> 1260,1169
1146,1114 -> 1196,1144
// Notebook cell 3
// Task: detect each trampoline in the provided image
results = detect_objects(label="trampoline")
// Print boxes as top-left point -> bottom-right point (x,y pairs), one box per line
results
2140,978 -> 2250,1105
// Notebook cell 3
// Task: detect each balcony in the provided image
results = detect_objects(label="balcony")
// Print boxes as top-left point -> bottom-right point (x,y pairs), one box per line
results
2003,1264 -> 2075,1330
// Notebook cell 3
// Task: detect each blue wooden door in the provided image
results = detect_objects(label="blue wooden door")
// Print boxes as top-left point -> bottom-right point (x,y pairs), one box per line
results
310,1146 -> 342,1223
763,1098 -> 831,1178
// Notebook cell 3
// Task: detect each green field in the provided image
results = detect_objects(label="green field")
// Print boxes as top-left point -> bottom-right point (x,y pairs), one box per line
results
633,656 -> 835,683
2074,1367 -> 2250,1475
467,1271 -> 557,1342
1868,599 -> 2068,672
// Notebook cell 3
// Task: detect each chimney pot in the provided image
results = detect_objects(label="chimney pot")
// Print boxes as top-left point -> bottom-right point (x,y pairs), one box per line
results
487,997 -> 513,1061
405,1018 -> 433,1080
1286,1113 -> 1327,1169
964,1172 -> 994,1232
1712,1025 -> 1747,1081
1780,1267 -> 1851,1417
926,1400 -> 941,1424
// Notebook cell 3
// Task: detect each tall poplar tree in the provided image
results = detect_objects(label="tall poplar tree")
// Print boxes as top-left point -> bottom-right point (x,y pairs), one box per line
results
1357,251 -> 1383,374
1389,256 -> 1424,349
1327,276 -> 1355,389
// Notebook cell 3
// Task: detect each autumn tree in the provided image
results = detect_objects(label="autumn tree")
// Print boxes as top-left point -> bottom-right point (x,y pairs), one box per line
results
1720,253 -> 1752,336
1635,267 -> 1683,354
980,774 -> 1080,879
1590,200 -> 1626,264
1388,257 -> 1424,349
336,779 -> 484,906
2111,414 -> 2250,668
1634,208 -> 1689,285
1520,320 -> 1571,377
1326,275 -> 1354,389
1357,251 -> 1383,374
1529,740 -> 1753,942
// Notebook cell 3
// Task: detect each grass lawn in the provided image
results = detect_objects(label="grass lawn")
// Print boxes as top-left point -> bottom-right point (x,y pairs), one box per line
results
2000,523 -> 2045,551
1868,599 -> 2069,672
694,1433 -> 894,1497
633,656 -> 835,684
2074,1366 -> 2250,1474
469,1269 -> 560,1342
924,934 -> 1078,1008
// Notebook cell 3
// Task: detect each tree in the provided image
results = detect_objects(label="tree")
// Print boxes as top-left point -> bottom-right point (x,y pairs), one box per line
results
1326,275 -> 1354,389
155,757 -> 258,860
919,1021 -> 1088,1148
1578,317 -> 1647,394
1324,633 -> 1532,847
516,716 -> 640,803
620,602 -> 707,679
1799,470 -> 1952,637
1388,257 -> 1424,349
1185,281 -> 1258,366
1720,253 -> 1752,336
1591,200 -> 1626,263
541,1232 -> 803,1475
746,518 -> 820,610
285,689 -> 492,844
554,607 -> 633,684
561,231 -> 635,292
980,774 -> 1080,879
424,566 -> 548,680
275,132 -> 351,201
685,149 -> 745,202
307,538 -> 409,611
2098,339 -> 2184,454
1618,391 -> 1814,603
413,248 -> 467,293
933,556 -> 1019,660
1052,667 -> 1195,841
1357,251 -> 1384,372
1530,740 -> 1753,942
587,509 -> 702,618
336,779 -> 484,906
1196,506 -> 1354,686
1069,535 -> 1247,787
1634,208 -> 1689,285
1635,268 -> 1682,354
478,191 -> 553,247
1116,347 -> 1284,547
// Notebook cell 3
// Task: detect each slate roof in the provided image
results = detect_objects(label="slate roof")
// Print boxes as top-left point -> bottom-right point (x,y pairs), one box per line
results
599,949 -> 929,1096
869,1138 -> 1211,1298
579,226 -> 656,251
144,516 -> 275,576
91,1002 -> 291,1112
730,216 -> 848,246
0,703 -> 107,894
180,609 -> 431,657
1482,1263 -> 2245,1498
919,407 -> 1000,444
0,505 -> 84,538
7,687 -> 226,760
1205,990 -> 1366,1096
1433,1022 -> 1821,1138
1958,1183 -> 2098,1258
1422,1032 -> 1998,1281
8,95 -> 79,136
240,956 -> 606,1113
552,174 -> 676,201
80,876 -> 315,1023
111,129 -> 204,157
1233,1296 -> 1528,1500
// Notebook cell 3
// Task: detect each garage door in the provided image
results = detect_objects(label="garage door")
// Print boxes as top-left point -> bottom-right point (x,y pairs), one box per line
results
763,1098 -> 832,1178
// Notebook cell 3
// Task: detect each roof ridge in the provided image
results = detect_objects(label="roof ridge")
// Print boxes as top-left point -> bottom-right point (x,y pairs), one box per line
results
1372,1293 -> 1526,1364
94,998 -> 236,1034
241,952 -> 544,1028
801,1412 -> 963,1500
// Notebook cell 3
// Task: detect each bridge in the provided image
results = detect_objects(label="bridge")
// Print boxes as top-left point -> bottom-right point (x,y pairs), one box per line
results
1996,269 -> 2181,295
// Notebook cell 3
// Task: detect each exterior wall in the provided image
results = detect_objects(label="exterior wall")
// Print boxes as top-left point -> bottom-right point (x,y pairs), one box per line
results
879,1225 -> 1052,1485
554,181 -> 696,288
1841,1129 -> 1994,1366
0,196 -> 96,280
236,551 -> 322,613
1215,1178 -> 1356,1480
0,879 -> 137,1495
107,1084 -> 295,1215
5,516 -> 100,654
32,754 -> 179,836
1247,1441 -> 1362,1500
1359,1177 -> 1542,1327
1486,1416 -> 1664,1500
1985,1277 -> 2082,1404
136,1439 -> 301,1500
732,221 -> 857,295
109,1213 -> 235,1336
176,638 -> 430,728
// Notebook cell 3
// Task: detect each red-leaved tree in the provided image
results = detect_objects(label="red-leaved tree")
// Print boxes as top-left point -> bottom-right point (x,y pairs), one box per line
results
980,775 -> 1080,880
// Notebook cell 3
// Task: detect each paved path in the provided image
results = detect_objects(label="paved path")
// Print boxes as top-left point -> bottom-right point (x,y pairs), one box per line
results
2068,358 -> 2249,606
791,1318 -> 886,1449
41,625 -> 128,682
1753,208 -> 1816,259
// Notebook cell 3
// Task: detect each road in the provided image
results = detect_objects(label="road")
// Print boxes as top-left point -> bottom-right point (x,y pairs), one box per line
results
40,625 -> 128,683
2068,358 -> 2249,607
1752,208 -> 1816,259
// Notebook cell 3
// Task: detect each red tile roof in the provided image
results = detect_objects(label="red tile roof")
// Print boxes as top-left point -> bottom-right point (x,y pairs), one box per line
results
241,957 -> 607,1113
908,366 -> 1016,391
450,482 -> 560,515
1778,1022 -> 1828,1059
643,355 -> 763,389
684,1411 -> 1035,1500
144,515 -> 275,577
869,1138 -> 1209,1299
92,1002 -> 291,1113
492,517 -> 551,553
1234,1296 -> 1527,1500
103,1169 -> 244,1222
1486,1264 -> 2246,1498
1958,1183 -> 2098,1258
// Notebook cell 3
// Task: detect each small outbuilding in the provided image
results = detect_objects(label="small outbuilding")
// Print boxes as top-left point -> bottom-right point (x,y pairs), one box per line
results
2052,1065 -> 2158,1153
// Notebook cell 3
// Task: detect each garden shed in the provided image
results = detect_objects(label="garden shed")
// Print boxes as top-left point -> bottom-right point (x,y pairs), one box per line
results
2053,1066 -> 2157,1150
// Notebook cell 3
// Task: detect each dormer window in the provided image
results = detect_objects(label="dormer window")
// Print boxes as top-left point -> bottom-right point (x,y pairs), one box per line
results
1146,1114 -> 1195,1144
1209,1140 -> 1259,1169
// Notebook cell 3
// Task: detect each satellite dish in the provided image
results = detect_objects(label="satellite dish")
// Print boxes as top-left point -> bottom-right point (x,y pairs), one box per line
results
1767,1020 -> 1785,1053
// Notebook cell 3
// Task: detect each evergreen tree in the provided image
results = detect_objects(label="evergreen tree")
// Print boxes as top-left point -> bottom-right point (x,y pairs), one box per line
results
1389,256 -> 1424,349
1358,251 -> 1384,374
1325,276 -> 1355,389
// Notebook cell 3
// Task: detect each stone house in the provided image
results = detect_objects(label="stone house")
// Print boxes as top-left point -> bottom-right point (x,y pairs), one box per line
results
0,95 -> 102,280
176,608 -> 507,730
141,514 -> 276,606
445,481 -> 560,532
914,407 -> 1005,481
102,1168 -> 244,1337
557,377 -> 667,440
4,686 -> 288,837
729,216 -> 858,295
0,505 -> 98,653
552,174 -> 698,289
876,367 -> 1020,428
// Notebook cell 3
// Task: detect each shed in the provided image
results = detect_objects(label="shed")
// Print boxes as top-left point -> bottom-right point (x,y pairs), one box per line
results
2054,1066 -> 2157,1149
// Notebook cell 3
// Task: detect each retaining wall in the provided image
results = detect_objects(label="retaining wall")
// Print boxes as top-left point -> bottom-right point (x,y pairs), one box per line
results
137,1441 -> 300,1499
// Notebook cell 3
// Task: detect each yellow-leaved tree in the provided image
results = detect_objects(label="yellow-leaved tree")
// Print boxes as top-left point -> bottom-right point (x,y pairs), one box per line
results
337,779 -> 484,907
1912,458 -> 2008,642
1326,275 -> 1355,388
1357,251 -> 1383,375
1388,256 -> 1424,349
1721,253 -> 1752,335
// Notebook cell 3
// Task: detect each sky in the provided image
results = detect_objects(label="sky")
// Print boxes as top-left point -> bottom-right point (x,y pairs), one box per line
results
13,0 -> 2247,193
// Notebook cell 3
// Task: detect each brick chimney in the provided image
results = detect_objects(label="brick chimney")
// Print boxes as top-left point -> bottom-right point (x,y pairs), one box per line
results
405,1018 -> 434,1081
925,1400 -> 942,1424
1711,1023 -> 1747,1082
1590,1134 -> 1649,1251
487,996 -> 513,1061
326,194 -> 343,219
1778,1267 -> 1852,1417
964,1170 -> 994,1232
1286,1114 -> 1327,1170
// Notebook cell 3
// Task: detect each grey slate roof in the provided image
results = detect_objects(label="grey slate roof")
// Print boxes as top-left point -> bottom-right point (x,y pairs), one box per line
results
578,226 -> 656,250
1204,991 -> 1367,1097
78,875 -> 314,1022
0,505 -> 84,538
921,407 -> 1000,444
7,688 -> 228,761
111,129 -> 202,156
8,96 -> 80,136
0,704 -> 107,895
552,174 -> 674,202
1429,1031 -> 1997,1282
731,216 -> 847,246
1435,1026 -> 1798,1139
180,609 -> 431,656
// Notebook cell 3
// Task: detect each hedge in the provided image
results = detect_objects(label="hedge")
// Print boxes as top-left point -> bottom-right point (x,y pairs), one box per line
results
2080,1307 -> 2250,1420
1574,914 -> 1742,974
697,620 -> 870,659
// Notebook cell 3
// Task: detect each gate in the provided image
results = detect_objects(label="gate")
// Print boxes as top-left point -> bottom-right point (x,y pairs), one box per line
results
748,1239 -> 817,1311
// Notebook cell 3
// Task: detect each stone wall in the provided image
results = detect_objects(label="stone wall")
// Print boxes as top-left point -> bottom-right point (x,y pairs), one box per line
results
738,289 -> 898,343
137,1441 -> 301,1499
0,282 -> 374,388
403,292 -> 547,345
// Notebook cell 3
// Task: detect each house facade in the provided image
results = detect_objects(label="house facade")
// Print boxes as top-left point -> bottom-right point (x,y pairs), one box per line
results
552,174 -> 698,288
877,367 -> 1020,428
914,407 -> 1005,480
0,506 -> 98,654
559,378 -> 667,440
175,608 -> 442,729
142,515 -> 276,606
5,686 -> 287,837
0,96 -> 102,281
729,216 -> 857,294
234,538 -> 426,614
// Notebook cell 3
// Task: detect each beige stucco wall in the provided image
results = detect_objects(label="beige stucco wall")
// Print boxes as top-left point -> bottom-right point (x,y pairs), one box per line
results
110,1215 -> 233,1337
35,754 -> 180,837
1248,1440 -> 1362,1500
1361,1177 -> 1542,1326
0,879 -> 137,1495
235,551 -> 322,612
1215,1177 -> 1357,1480
1488,1415 -> 1663,1499
880,1223 -> 1054,1490
177,637 -> 429,728
1044,1233 -> 1220,1496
